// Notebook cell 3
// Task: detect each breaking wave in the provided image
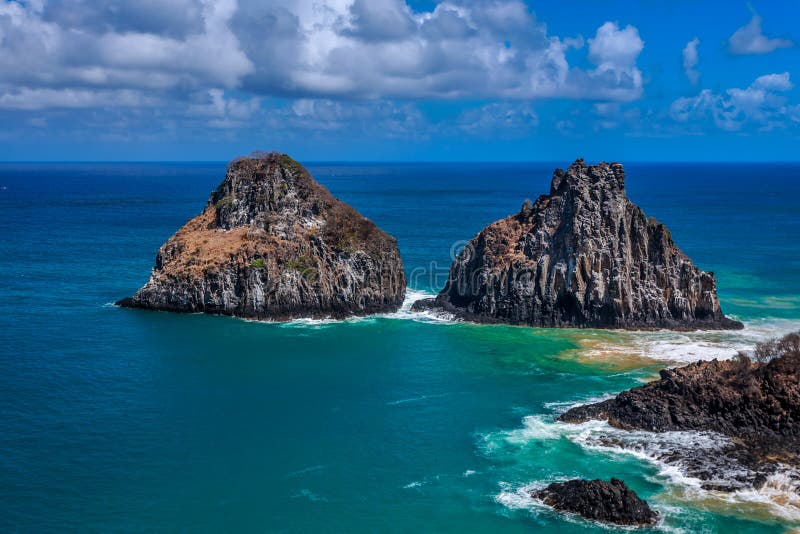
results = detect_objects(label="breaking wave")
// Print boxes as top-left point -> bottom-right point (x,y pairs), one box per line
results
483,412 -> 800,523
566,317 -> 800,365
272,287 -> 457,328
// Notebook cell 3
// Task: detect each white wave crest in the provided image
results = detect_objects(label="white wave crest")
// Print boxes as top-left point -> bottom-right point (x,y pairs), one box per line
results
376,288 -> 458,323
725,471 -> 800,521
269,287 -> 457,328
573,317 -> 800,364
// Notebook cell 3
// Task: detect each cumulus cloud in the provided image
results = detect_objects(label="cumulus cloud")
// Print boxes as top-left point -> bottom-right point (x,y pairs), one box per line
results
729,14 -> 793,55
0,0 -> 654,149
234,3 -> 644,101
671,72 -> 794,131
0,0 -> 253,106
274,99 -> 426,138
582,21 -> 644,100
186,89 -> 260,128
457,102 -> 538,135
0,88 -> 160,110
344,0 -> 416,42
682,37 -> 700,85
1,0 -> 647,110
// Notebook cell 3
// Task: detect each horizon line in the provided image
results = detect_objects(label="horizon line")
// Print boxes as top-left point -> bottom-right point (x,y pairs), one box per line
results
3,159 -> 800,165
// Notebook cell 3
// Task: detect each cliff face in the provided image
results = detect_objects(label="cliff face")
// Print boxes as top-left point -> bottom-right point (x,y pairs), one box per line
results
413,159 -> 741,330
119,153 -> 406,320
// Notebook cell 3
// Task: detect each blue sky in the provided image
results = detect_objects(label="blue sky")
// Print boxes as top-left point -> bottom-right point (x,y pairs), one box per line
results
1,0 -> 798,161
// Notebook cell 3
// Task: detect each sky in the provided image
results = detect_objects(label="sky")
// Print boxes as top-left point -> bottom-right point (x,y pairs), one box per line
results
0,0 -> 798,161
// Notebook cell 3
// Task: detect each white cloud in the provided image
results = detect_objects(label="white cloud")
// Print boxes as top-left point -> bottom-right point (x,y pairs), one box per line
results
0,0 -> 653,148
588,22 -> 644,71
457,102 -> 538,135
1,0 -> 648,111
186,89 -> 260,128
729,14 -> 793,55
751,72 -> 794,91
0,88 -> 159,110
278,99 -> 426,137
671,72 -> 794,131
582,21 -> 644,100
344,0 -> 416,42
0,0 -> 253,93
682,37 -> 700,85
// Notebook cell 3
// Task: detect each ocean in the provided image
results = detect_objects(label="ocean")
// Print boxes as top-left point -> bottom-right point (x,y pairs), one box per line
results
1,161 -> 799,532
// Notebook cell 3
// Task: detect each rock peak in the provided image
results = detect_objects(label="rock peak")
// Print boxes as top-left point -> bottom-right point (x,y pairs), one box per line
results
413,160 -> 742,330
550,158 -> 625,197
210,152 -> 326,231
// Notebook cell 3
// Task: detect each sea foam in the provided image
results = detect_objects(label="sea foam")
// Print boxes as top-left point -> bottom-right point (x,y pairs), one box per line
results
486,412 -> 800,523
272,287 -> 457,328
569,317 -> 800,364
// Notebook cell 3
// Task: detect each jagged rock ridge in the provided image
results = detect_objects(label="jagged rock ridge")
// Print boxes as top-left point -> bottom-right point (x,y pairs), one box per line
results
413,159 -> 742,330
118,153 -> 406,320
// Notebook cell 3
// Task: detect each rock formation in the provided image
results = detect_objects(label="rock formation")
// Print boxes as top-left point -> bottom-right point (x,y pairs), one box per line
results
560,332 -> 800,491
118,153 -> 406,320
532,478 -> 658,526
413,159 -> 742,330
560,332 -> 800,438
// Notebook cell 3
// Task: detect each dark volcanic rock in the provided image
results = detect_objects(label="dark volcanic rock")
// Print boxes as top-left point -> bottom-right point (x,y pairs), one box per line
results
118,153 -> 406,320
532,478 -> 658,526
413,159 -> 742,330
560,333 -> 800,440
560,333 -> 800,491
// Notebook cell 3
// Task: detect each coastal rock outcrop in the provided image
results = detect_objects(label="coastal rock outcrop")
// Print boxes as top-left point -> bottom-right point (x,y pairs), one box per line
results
118,153 -> 406,320
560,332 -> 800,491
560,333 -> 800,438
412,159 -> 742,330
532,478 -> 658,526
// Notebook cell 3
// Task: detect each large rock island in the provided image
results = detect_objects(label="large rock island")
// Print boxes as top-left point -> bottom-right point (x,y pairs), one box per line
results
118,153 -> 406,320
413,159 -> 742,330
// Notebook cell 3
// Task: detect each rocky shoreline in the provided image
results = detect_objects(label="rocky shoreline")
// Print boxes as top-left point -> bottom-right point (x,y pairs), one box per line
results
560,332 -> 800,492
413,159 -> 742,330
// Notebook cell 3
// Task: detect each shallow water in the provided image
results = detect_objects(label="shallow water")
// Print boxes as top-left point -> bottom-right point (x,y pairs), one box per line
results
1,162 -> 799,532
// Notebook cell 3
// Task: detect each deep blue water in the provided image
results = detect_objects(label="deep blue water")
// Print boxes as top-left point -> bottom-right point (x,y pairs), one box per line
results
1,162 -> 799,532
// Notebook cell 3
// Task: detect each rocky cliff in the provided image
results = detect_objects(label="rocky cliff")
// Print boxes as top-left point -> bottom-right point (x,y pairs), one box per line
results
118,153 -> 406,320
413,159 -> 742,330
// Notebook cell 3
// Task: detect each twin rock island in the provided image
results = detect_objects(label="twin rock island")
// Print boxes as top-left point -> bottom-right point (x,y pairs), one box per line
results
119,153 -> 777,526
119,152 -> 742,331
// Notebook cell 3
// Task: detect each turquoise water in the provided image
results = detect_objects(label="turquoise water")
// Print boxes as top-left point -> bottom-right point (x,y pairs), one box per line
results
1,162 -> 799,532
